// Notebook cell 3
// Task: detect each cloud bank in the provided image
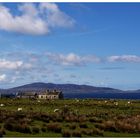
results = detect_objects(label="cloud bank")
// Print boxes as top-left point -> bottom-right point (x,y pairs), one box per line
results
0,59 -> 32,70
0,3 -> 75,35
107,55 -> 140,63
46,52 -> 100,66
0,52 -> 140,85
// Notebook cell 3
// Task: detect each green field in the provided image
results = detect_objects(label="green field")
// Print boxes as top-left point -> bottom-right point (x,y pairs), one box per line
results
0,98 -> 140,137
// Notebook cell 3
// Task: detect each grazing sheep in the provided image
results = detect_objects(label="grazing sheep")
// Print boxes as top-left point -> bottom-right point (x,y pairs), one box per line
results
17,108 -> 22,111
104,100 -> 107,103
0,104 -> 4,107
54,109 -> 59,112
114,102 -> 118,106
37,100 -> 40,103
76,100 -> 79,102
128,101 -> 131,104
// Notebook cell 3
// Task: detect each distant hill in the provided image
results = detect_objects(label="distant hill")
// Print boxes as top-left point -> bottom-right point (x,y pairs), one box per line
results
1,82 -> 123,93
0,82 -> 140,99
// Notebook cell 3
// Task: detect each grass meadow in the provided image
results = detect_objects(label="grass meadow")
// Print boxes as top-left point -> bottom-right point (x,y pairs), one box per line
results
0,98 -> 140,137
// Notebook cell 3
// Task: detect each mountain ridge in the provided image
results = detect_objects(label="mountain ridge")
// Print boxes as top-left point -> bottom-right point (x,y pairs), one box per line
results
0,82 -> 126,94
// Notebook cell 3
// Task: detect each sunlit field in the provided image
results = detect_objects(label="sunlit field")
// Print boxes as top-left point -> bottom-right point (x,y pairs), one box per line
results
0,98 -> 140,137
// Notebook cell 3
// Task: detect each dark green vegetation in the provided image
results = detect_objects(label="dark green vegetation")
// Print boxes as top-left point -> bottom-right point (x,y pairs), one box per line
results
0,98 -> 140,137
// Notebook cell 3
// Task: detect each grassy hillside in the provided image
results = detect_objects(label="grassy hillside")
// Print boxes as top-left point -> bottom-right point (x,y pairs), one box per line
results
0,98 -> 140,137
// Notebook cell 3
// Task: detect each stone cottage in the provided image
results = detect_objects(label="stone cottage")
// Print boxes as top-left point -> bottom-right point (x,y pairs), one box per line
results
16,90 -> 63,100
37,90 -> 63,100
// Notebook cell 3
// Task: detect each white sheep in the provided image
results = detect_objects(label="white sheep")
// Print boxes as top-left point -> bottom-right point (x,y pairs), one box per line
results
105,100 -> 107,103
128,101 -> 131,104
54,109 -> 59,112
0,104 -> 4,107
76,100 -> 79,102
37,100 -> 40,103
114,102 -> 118,106
17,108 -> 22,111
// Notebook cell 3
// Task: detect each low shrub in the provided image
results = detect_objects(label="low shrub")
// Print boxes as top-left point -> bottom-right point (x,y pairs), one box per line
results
79,123 -> 88,128
92,127 -> 104,136
89,117 -> 103,123
4,123 -> 14,131
72,130 -> 82,137
62,130 -> 71,137
103,121 -> 118,132
65,115 -> 78,122
47,123 -> 62,133
0,130 -> 3,138
94,123 -> 104,130
116,122 -> 135,133
40,114 -> 50,123
0,129 -> 6,137
78,115 -> 87,123
81,129 -> 93,136
15,112 -> 26,119
136,123 -> 140,133
32,127 -> 40,134
69,124 -> 77,130
16,124 -> 32,134
41,127 -> 47,132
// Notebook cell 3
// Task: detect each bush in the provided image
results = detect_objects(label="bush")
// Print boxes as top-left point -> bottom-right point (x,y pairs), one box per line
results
15,112 -> 26,119
65,115 -> 78,122
69,124 -> 76,130
61,106 -> 71,116
103,121 -> 118,132
4,123 -> 14,131
136,123 -> 140,133
89,117 -> 103,123
40,114 -> 50,123
47,123 -> 62,133
116,122 -> 135,133
78,115 -> 87,123
79,123 -> 88,128
17,124 -> 32,134
0,129 -> 6,137
72,130 -> 82,137
62,130 -> 71,137
32,127 -> 40,134
41,127 -> 46,132
0,130 -> 3,138
92,127 -> 104,136
94,123 -> 104,130
81,129 -> 93,136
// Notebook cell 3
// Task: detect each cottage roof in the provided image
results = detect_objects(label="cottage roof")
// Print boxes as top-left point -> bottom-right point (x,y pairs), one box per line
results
40,90 -> 62,95
46,92 -> 60,95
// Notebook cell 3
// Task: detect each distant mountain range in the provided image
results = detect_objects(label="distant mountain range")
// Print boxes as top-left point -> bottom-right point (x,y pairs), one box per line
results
0,82 -> 140,99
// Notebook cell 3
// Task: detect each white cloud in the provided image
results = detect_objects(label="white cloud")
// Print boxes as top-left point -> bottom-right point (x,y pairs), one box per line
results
0,59 -> 33,70
46,52 -> 100,66
39,3 -> 75,28
0,4 -> 48,35
18,3 -> 38,17
0,74 -> 6,82
107,55 -> 140,63
0,59 -> 23,69
0,3 -> 75,35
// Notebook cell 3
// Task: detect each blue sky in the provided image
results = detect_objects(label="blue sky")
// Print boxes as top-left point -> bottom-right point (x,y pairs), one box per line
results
0,2 -> 140,90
